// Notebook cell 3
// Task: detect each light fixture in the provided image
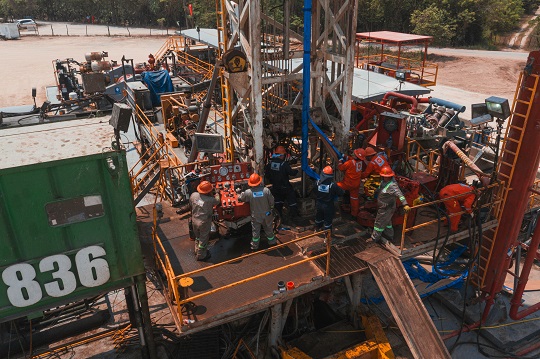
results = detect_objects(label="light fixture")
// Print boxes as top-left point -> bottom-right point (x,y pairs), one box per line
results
395,70 -> 406,82
485,96 -> 510,119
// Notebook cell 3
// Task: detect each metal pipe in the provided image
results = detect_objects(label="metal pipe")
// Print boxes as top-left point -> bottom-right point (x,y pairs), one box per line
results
509,219 -> 540,319
269,303 -> 282,350
136,274 -> 158,359
300,0 -> 319,180
380,91 -> 419,114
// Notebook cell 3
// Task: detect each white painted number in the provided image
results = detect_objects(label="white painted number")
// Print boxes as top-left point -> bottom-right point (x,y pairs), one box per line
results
39,254 -> 77,297
1,246 -> 111,307
2,263 -> 43,307
75,246 -> 110,287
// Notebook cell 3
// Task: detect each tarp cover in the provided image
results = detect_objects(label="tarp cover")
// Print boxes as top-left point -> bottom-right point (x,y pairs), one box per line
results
141,70 -> 173,106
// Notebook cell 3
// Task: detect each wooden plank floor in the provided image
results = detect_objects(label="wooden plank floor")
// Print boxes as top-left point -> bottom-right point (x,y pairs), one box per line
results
357,247 -> 451,359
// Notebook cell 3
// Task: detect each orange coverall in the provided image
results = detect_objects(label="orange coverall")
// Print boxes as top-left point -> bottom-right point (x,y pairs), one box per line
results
337,158 -> 364,216
439,183 -> 475,232
361,153 -> 388,179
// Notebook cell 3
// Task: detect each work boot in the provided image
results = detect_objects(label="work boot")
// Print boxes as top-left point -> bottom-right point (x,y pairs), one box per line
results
251,238 -> 260,251
196,251 -> 211,261
267,237 -> 277,247
383,242 -> 401,257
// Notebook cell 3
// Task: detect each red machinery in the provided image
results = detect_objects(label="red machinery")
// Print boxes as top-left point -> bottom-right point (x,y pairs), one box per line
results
205,162 -> 253,225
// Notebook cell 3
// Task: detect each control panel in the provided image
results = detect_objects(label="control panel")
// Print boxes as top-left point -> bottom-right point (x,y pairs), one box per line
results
208,162 -> 252,221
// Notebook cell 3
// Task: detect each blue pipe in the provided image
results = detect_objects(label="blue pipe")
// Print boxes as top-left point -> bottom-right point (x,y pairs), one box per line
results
429,97 -> 466,113
301,0 -> 320,180
309,118 -> 344,160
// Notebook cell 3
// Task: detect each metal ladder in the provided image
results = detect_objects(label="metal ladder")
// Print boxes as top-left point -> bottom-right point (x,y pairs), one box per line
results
474,71 -> 539,288
216,0 -> 235,162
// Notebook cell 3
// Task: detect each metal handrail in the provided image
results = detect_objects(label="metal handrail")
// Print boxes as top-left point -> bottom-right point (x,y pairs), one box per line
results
151,219 -> 331,323
406,139 -> 439,174
355,53 -> 438,86
398,182 -> 504,252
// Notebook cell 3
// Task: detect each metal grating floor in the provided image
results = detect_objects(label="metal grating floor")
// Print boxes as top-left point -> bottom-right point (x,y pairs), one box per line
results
315,237 -> 369,278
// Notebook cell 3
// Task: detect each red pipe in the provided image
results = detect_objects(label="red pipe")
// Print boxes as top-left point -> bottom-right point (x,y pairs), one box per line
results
380,91 -> 420,114
509,219 -> 540,319
515,339 -> 540,356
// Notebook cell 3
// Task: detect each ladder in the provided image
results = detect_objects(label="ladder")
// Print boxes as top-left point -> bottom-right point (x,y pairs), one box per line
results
216,0 -> 235,162
473,71 -> 539,288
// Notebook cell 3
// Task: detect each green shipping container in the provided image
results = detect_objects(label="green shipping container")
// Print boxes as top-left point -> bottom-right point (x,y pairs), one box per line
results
0,118 -> 144,322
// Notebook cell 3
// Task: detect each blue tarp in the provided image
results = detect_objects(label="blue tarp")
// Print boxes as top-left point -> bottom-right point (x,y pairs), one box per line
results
141,70 -> 174,106
361,245 -> 468,304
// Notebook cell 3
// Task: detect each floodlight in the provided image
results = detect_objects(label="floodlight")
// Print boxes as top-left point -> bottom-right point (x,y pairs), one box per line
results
485,96 -> 510,119
395,70 -> 406,82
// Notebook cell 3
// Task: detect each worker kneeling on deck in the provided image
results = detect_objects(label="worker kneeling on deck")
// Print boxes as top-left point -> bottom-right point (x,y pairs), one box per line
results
265,145 -> 299,221
190,181 -> 220,261
370,166 -> 410,254
238,173 -> 276,250
315,166 -> 345,232
439,181 -> 479,233
361,147 -> 389,199
337,148 -> 365,216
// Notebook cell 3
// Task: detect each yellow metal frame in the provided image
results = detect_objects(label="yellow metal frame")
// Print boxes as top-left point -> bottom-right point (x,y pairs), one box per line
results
280,314 -> 394,359
406,139 -> 439,175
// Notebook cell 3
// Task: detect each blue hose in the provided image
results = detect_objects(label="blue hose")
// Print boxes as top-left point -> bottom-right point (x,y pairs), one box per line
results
301,0 -> 343,181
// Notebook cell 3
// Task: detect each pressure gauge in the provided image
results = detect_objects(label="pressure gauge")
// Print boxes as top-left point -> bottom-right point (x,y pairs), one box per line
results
219,167 -> 229,176
383,118 -> 398,132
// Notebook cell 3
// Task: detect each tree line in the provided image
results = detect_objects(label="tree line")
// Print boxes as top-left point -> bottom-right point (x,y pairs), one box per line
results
1,0 -> 538,46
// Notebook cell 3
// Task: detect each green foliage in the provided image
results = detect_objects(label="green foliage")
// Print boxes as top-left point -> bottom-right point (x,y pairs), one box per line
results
0,0 -> 536,47
411,5 -> 457,46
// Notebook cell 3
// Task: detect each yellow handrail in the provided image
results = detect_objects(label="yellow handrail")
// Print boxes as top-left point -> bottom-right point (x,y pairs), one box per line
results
398,182 -> 504,252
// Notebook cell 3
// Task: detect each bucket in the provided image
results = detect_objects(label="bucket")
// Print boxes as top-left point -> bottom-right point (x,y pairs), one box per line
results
286,281 -> 295,290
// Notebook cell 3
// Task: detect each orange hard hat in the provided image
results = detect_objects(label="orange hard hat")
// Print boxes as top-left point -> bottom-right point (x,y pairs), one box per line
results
274,145 -> 286,155
197,180 -> 214,194
248,173 -> 262,187
353,148 -> 365,160
380,165 -> 395,178
323,166 -> 333,175
364,147 -> 377,157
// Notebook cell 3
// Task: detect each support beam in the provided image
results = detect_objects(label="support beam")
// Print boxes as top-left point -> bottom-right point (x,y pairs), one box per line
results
269,303 -> 283,349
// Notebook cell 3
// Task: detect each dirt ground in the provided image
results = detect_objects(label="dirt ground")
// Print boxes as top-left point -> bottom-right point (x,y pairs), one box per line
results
0,35 -> 528,117
431,54 -> 524,105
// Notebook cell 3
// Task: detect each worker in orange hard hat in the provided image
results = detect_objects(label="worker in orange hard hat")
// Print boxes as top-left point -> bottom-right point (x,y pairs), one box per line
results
361,147 -> 389,199
190,181 -> 220,261
238,173 -> 276,250
370,166 -> 410,256
264,145 -> 299,221
439,181 -> 478,232
337,148 -> 366,217
315,166 -> 345,232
